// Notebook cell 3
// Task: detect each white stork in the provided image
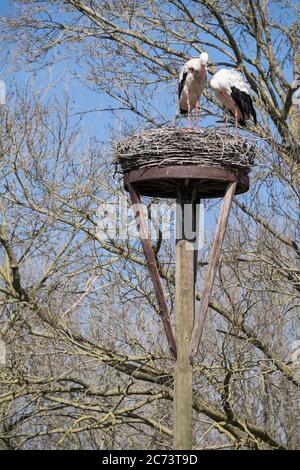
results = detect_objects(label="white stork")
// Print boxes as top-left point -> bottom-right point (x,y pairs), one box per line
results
210,69 -> 257,134
178,52 -> 208,128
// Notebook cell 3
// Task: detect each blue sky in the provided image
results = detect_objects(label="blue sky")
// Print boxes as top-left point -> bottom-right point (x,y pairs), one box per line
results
0,1 -> 124,145
0,0 -> 11,13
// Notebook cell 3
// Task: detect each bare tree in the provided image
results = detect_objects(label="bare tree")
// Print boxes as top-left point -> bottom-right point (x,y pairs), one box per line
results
0,0 -> 299,449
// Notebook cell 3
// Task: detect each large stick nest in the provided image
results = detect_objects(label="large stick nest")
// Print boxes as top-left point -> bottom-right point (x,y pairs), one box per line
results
114,127 -> 256,174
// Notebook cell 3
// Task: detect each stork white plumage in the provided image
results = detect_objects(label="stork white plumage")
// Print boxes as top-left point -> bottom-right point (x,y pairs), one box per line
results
178,52 -> 208,128
210,69 -> 257,134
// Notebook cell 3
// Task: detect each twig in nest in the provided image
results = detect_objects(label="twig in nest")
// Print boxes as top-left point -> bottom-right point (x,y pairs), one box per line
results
114,127 -> 257,174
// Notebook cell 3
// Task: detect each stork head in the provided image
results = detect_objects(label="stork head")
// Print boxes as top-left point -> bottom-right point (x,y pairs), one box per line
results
199,52 -> 208,80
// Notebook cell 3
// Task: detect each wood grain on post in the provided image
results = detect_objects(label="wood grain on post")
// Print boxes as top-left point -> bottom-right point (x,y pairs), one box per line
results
173,238 -> 194,450
189,182 -> 237,362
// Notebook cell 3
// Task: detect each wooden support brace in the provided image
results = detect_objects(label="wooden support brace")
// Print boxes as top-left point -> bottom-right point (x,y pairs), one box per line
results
189,182 -> 237,362
127,183 -> 177,358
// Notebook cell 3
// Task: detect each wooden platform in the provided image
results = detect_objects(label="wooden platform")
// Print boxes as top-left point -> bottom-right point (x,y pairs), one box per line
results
124,165 -> 249,199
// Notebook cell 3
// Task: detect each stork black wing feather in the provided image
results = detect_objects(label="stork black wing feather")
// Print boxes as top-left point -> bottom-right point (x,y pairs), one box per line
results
249,97 -> 257,124
231,86 -> 257,125
178,70 -> 188,100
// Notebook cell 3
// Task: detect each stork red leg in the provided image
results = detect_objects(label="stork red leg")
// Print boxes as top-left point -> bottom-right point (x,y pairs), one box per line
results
196,97 -> 200,128
220,91 -> 227,130
187,93 -> 191,129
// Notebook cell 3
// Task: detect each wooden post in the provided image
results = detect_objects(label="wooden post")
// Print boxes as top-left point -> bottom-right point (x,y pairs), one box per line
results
173,187 -> 196,450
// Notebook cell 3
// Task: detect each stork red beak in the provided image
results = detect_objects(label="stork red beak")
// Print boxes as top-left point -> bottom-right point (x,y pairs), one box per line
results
201,64 -> 205,81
